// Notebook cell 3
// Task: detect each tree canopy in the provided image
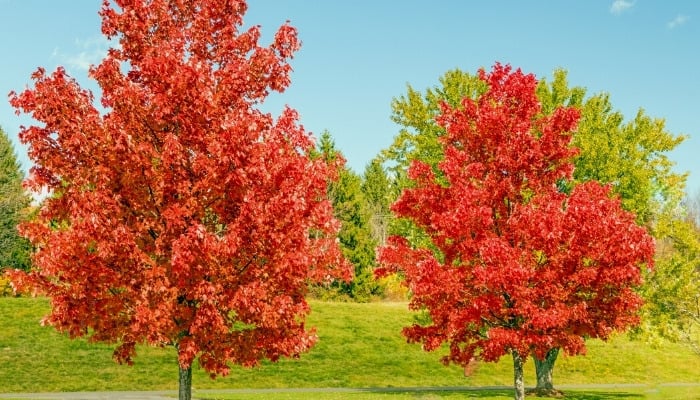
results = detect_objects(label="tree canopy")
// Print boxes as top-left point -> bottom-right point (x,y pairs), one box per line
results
380,66 -> 690,394
377,64 -> 656,400
383,68 -> 687,222
536,70 -> 687,225
8,1 -> 350,398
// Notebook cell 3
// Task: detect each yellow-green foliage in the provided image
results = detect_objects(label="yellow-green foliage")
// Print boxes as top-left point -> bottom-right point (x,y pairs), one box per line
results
639,206 -> 700,353
0,275 -> 14,297
377,274 -> 409,301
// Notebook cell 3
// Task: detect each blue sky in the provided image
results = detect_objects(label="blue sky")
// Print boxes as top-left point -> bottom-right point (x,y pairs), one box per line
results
1,1 -> 698,195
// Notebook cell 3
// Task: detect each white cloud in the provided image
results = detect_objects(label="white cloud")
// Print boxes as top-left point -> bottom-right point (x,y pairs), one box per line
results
52,36 -> 110,72
668,14 -> 690,29
610,0 -> 635,15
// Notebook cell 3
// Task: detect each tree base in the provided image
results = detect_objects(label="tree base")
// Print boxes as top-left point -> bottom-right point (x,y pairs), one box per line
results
525,388 -> 565,398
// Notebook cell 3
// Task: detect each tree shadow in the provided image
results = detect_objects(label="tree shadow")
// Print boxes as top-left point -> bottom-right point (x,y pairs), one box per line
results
382,388 -> 646,399
531,390 -> 643,400
196,388 -> 646,400
362,387 -> 523,398
457,389 -> 519,398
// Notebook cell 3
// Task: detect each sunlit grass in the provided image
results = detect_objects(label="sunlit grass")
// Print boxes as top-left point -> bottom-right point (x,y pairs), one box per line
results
194,385 -> 700,400
0,298 -> 698,396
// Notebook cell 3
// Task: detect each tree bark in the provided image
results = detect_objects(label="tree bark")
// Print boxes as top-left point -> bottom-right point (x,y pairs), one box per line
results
512,350 -> 525,400
178,364 -> 192,400
534,347 -> 559,390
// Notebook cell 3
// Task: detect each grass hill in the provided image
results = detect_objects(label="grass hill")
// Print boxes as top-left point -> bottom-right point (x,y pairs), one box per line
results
0,298 -> 698,398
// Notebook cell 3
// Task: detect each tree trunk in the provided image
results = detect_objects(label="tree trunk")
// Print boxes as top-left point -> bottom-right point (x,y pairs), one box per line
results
512,350 -> 525,400
178,364 -> 192,400
530,347 -> 564,397
535,347 -> 559,390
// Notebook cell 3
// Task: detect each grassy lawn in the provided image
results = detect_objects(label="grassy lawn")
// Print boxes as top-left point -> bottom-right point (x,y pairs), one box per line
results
194,386 -> 700,400
0,297 -> 698,397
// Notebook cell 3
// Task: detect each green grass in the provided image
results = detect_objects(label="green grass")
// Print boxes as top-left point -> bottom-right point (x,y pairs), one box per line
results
194,386 -> 700,400
0,298 -> 699,396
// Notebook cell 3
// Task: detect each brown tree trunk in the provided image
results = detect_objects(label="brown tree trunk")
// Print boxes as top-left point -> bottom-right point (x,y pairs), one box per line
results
512,350 -> 525,400
530,347 -> 564,397
178,364 -> 192,400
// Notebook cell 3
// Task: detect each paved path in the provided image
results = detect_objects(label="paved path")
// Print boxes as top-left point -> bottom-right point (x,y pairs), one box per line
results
0,392 -> 175,400
1,384 -> 699,399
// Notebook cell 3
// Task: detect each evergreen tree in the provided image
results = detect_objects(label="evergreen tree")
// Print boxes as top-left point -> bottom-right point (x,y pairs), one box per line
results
0,126 -> 31,272
361,158 -> 394,247
317,131 -> 379,301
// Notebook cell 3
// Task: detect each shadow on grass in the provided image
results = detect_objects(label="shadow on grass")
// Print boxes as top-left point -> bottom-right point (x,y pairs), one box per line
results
374,389 -> 645,399
527,390 -> 644,400
437,389 -> 514,398
361,389 -> 515,398
195,388 -> 646,400
552,392 -> 642,400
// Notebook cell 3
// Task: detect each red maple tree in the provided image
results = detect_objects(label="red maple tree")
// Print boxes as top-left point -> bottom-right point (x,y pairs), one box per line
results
377,64 -> 655,400
8,1 -> 350,398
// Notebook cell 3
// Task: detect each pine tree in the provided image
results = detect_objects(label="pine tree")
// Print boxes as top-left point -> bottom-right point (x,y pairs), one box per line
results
317,132 -> 380,301
0,127 -> 31,272
361,158 -> 394,247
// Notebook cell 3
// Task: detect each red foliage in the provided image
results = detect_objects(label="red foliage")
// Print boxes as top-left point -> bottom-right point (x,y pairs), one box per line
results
8,0 -> 350,377
377,63 -> 654,367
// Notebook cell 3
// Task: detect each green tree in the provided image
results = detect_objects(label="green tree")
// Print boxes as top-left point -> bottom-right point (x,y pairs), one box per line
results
537,70 -> 687,225
317,132 -> 379,301
381,67 -> 688,394
361,158 -> 394,247
640,193 -> 700,355
0,127 -> 31,273
383,69 -> 486,186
